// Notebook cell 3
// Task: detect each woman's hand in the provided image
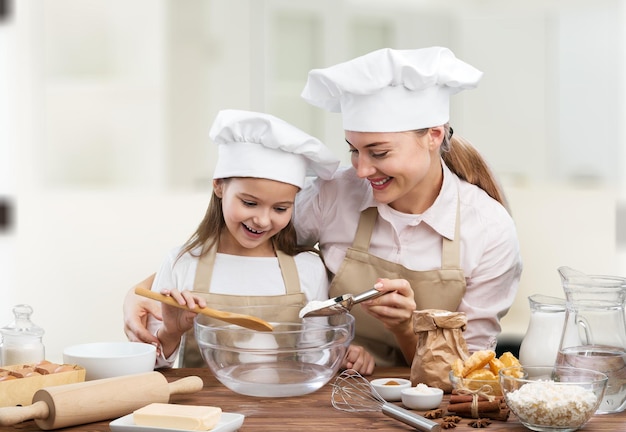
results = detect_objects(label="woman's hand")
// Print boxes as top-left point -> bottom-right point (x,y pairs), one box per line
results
361,278 -> 416,331
343,344 -> 375,375
360,278 -> 418,363
123,274 -> 162,345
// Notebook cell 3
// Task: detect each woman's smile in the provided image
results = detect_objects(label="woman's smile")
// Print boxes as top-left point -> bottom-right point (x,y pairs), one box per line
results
369,176 -> 392,190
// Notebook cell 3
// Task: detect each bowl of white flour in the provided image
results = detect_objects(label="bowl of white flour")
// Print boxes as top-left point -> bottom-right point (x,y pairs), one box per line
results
499,366 -> 608,432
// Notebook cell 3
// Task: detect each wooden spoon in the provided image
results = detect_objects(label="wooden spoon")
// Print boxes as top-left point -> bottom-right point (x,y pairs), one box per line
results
134,287 -> 273,332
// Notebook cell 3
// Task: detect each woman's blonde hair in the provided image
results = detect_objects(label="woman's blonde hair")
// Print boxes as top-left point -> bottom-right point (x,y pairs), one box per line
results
177,179 -> 318,261
440,124 -> 510,213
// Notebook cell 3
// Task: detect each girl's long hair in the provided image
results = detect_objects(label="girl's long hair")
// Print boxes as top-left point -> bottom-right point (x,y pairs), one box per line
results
177,181 -> 319,261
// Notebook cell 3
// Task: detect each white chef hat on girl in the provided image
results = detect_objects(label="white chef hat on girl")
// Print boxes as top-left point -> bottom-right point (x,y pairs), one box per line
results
210,109 -> 339,188
301,47 -> 483,132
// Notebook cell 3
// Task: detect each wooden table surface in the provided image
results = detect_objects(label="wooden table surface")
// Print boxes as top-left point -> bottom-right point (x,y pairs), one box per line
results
10,367 -> 626,431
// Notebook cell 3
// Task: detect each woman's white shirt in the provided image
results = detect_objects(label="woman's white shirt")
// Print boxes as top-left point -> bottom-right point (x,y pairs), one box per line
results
294,160 -> 523,352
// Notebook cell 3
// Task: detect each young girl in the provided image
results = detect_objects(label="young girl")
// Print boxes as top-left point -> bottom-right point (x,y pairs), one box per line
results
148,109 -> 353,369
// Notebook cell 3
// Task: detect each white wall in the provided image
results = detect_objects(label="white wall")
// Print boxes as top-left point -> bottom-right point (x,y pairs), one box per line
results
501,185 -> 617,339
12,192 -> 209,363
0,0 -> 18,323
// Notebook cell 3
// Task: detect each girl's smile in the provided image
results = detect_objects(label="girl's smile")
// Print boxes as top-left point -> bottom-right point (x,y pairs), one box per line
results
241,222 -> 266,238
214,177 -> 298,256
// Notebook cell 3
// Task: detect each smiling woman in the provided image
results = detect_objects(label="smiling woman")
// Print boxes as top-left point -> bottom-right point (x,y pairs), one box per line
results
294,47 -> 521,367
345,129 -> 447,214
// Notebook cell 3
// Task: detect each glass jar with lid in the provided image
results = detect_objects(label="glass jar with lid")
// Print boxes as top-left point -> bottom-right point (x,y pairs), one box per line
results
0,304 -> 45,366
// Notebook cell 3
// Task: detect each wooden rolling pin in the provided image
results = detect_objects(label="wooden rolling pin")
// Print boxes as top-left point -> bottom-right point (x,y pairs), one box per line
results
0,371 -> 203,430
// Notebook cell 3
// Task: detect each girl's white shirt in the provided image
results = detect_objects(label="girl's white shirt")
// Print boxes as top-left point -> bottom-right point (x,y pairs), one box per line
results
294,160 -> 523,352
151,247 -> 328,299
148,247 -> 329,367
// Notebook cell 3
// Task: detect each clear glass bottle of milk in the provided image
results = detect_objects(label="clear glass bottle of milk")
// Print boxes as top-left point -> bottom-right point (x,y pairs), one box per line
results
0,304 -> 45,366
518,294 -> 566,367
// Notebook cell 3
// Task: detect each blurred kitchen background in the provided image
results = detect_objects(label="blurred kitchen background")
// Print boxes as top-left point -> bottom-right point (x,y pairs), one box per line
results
0,0 -> 625,363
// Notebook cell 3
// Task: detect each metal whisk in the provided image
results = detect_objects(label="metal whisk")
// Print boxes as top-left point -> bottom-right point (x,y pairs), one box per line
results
331,370 -> 441,432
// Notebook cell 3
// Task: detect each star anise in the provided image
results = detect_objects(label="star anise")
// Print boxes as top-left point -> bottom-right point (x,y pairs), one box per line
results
468,418 -> 492,428
441,420 -> 457,429
442,415 -> 462,423
424,408 -> 444,419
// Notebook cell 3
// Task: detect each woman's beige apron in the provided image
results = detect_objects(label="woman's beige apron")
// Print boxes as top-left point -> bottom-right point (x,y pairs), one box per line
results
329,205 -> 466,367
179,243 -> 306,367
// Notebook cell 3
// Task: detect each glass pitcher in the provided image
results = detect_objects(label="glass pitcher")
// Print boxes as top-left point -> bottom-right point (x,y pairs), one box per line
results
555,266 -> 626,414
518,294 -> 566,367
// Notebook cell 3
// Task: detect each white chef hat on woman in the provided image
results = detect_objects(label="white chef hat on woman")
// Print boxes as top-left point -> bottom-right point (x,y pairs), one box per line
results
210,109 -> 339,188
301,47 -> 483,132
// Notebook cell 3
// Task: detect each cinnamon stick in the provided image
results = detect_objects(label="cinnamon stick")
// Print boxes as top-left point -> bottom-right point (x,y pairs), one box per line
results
446,400 -> 501,413
449,394 -> 503,404
445,406 -> 510,421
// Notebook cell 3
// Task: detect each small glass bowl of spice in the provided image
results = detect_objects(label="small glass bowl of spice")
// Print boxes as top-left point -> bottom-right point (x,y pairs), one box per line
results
370,377 -> 412,401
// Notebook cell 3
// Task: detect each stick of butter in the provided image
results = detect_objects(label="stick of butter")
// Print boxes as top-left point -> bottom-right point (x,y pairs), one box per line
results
133,403 -> 222,431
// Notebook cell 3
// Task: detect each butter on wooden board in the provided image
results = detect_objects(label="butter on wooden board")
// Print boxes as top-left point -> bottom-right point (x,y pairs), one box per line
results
133,403 -> 222,430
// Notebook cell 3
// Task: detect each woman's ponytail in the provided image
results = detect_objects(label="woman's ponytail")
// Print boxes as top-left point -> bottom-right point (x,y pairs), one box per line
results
441,126 -> 510,213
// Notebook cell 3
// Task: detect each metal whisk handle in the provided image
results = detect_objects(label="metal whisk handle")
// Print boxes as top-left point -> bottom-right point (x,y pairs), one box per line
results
382,403 -> 441,432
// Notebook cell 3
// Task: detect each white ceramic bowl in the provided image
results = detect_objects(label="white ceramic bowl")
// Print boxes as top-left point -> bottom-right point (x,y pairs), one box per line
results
195,305 -> 354,398
63,341 -> 156,380
401,385 -> 444,410
370,378 -> 412,401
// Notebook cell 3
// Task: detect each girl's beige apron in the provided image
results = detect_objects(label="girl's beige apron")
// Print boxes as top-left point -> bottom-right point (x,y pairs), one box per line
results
179,243 -> 306,367
329,206 -> 466,367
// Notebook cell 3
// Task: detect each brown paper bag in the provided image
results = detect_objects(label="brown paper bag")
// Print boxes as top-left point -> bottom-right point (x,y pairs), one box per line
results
410,309 -> 469,393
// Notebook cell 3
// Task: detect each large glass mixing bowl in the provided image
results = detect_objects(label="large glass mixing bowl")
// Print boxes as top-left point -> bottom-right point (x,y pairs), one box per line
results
194,305 -> 354,398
